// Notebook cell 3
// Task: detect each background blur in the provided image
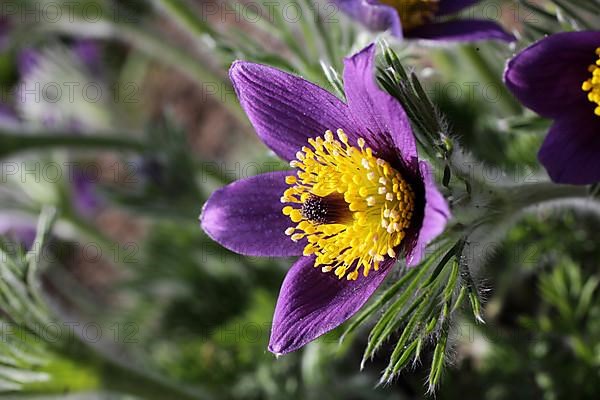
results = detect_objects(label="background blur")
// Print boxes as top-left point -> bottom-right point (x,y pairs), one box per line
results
0,0 -> 599,399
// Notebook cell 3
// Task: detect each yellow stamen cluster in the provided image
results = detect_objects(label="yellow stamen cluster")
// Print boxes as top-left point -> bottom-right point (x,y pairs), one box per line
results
379,0 -> 439,31
582,47 -> 600,117
281,129 -> 415,281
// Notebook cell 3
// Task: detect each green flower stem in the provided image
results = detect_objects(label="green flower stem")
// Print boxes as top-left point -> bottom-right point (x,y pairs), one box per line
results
458,45 -> 522,115
503,182 -> 590,211
455,182 -> 593,232
151,0 -> 217,38
0,131 -> 147,158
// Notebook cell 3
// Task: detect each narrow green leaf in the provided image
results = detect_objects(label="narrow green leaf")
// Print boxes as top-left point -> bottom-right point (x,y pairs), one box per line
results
451,286 -> 467,313
575,276 -> 599,319
361,242 -> 454,364
427,332 -> 448,392
442,260 -> 460,302
385,338 -> 420,381
468,289 -> 484,324
340,264 -> 417,344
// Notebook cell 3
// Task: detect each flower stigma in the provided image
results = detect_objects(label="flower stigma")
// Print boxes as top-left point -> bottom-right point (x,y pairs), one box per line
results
281,129 -> 415,281
378,0 -> 439,31
582,47 -> 600,116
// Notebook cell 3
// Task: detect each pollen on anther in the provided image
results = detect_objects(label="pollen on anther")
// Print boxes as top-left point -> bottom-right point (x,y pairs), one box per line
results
281,129 -> 416,281
379,0 -> 440,31
336,129 -> 349,144
582,47 -> 600,117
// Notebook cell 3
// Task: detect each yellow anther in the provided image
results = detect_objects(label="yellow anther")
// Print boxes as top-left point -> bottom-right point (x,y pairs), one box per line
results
379,0 -> 439,31
347,270 -> 359,281
290,209 -> 303,223
582,47 -> 600,117
336,129 -> 348,144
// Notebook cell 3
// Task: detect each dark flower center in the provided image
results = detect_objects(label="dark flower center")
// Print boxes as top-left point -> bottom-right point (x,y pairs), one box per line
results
378,0 -> 440,32
301,194 -> 350,224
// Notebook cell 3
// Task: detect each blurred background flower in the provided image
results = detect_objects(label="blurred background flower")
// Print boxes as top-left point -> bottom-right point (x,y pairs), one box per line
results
504,31 -> 600,184
333,0 -> 515,42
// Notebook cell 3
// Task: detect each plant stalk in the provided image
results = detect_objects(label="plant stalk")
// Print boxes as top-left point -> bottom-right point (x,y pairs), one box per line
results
0,131 -> 147,158
458,45 -> 522,115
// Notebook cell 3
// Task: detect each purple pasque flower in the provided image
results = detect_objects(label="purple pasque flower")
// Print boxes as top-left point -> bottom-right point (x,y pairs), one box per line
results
0,213 -> 37,251
71,169 -> 104,218
18,39 -> 101,77
16,39 -> 106,132
334,0 -> 514,42
200,44 -> 450,354
504,31 -> 600,185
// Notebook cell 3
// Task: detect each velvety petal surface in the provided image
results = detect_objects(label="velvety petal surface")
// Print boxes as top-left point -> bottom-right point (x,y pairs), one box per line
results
407,20 -> 514,42
406,162 -> 451,267
538,111 -> 600,185
200,171 -> 305,257
269,256 -> 394,354
437,0 -> 480,15
504,31 -> 600,118
230,61 -> 358,161
333,0 -> 403,37
343,44 -> 417,167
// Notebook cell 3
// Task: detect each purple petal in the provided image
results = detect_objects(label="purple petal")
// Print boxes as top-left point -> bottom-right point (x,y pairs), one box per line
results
538,112 -> 600,185
0,213 -> 37,250
200,171 -> 305,257
0,103 -> 20,129
229,61 -> 357,161
269,256 -> 394,354
437,0 -> 480,15
73,40 -> 101,73
333,0 -> 403,37
407,20 -> 515,42
504,31 -> 600,118
72,170 -> 103,218
343,44 -> 417,167
406,162 -> 450,267
18,48 -> 40,77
